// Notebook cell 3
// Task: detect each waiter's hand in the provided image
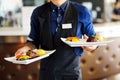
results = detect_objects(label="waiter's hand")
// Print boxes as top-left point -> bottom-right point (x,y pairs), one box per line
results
15,46 -> 30,56
15,42 -> 35,56
81,34 -> 98,51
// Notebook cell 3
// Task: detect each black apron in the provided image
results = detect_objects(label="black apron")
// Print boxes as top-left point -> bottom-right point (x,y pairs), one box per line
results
37,1 -> 82,80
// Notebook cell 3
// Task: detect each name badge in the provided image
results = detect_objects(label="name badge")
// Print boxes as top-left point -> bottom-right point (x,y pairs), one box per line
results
62,23 -> 72,29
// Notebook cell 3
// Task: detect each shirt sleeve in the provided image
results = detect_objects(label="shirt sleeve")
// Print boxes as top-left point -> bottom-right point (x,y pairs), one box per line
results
78,6 -> 96,37
26,8 -> 40,48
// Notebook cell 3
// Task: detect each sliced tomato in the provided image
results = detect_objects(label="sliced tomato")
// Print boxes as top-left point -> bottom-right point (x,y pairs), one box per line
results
16,55 -> 22,59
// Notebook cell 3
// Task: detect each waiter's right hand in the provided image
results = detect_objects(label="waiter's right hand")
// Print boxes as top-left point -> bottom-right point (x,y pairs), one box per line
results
15,46 -> 30,56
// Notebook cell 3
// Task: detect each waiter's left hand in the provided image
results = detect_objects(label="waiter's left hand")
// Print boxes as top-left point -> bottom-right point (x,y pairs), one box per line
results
81,34 -> 98,51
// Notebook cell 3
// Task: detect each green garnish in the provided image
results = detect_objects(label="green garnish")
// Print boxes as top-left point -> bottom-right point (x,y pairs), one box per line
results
91,35 -> 95,37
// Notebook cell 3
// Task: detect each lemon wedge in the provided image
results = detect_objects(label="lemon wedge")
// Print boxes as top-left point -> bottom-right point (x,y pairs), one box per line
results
72,37 -> 80,42
37,49 -> 46,56
95,34 -> 104,42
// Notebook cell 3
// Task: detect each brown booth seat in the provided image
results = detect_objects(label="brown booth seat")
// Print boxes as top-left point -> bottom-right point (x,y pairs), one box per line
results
81,37 -> 120,80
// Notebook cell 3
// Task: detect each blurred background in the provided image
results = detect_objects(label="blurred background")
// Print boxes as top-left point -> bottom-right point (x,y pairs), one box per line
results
0,0 -> 119,42
0,0 -> 118,28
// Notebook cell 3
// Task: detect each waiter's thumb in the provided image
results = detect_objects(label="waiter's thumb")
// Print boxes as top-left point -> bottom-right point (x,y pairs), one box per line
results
83,34 -> 88,39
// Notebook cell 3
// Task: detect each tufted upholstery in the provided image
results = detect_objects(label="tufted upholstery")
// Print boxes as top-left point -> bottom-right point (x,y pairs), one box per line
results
81,37 -> 120,80
0,43 -> 40,80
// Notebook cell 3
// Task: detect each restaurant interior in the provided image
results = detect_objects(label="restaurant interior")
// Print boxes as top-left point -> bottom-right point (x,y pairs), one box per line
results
0,0 -> 120,80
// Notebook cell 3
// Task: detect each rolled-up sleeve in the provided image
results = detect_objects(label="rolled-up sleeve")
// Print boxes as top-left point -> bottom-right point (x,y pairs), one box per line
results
27,8 -> 40,48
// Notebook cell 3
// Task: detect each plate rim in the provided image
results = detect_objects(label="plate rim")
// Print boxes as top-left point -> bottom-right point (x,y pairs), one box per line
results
60,37 -> 114,47
4,50 -> 56,64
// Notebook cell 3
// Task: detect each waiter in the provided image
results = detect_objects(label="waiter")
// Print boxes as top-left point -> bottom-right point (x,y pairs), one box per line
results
15,0 -> 97,80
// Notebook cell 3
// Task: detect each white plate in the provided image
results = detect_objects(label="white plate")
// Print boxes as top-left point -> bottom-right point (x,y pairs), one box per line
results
61,38 -> 113,47
4,50 -> 56,65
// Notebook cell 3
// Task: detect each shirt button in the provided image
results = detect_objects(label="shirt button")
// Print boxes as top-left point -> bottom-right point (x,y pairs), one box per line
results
56,27 -> 58,32
53,10 -> 55,12
58,14 -> 61,16
58,24 -> 60,26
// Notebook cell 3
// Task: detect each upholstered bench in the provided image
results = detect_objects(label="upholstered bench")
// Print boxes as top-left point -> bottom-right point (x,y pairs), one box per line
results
81,37 -> 120,80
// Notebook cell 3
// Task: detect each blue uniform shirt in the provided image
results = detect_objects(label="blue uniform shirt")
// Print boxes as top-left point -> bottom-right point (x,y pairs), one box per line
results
28,1 -> 96,56
50,1 -> 67,36
50,1 -> 96,56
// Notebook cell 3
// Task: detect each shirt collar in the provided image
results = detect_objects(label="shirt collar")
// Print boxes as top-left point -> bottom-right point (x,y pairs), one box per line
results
50,1 -> 68,11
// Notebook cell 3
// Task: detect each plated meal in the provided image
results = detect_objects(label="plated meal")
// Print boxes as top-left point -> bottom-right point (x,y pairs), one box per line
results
61,34 -> 113,47
66,36 -> 80,42
4,49 -> 56,64
16,49 -> 46,60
